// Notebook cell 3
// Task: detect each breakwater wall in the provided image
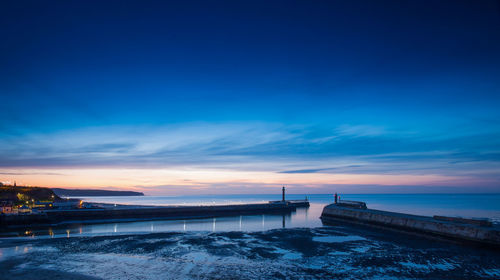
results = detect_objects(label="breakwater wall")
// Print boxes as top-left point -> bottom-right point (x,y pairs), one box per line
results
321,204 -> 500,247
269,200 -> 310,207
0,213 -> 49,227
1,202 -> 300,227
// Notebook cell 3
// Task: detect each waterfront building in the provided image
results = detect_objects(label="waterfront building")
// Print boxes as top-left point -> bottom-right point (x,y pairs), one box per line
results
0,200 -> 14,214
53,199 -> 82,209
33,201 -> 54,209
18,205 -> 31,214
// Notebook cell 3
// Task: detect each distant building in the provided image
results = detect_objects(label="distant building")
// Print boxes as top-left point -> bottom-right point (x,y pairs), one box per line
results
52,199 -> 82,209
0,201 -> 14,214
18,205 -> 31,214
33,201 -> 53,209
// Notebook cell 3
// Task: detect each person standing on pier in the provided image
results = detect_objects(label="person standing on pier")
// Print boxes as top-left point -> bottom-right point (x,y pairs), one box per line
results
334,193 -> 338,204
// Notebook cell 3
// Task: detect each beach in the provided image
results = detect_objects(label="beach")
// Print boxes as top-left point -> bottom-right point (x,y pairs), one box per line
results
1,225 -> 500,279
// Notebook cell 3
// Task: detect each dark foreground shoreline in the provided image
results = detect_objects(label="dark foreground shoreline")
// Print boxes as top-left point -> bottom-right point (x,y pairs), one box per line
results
1,226 -> 499,280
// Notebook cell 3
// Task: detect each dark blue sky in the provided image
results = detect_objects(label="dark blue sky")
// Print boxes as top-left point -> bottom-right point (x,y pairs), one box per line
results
1,1 -> 499,192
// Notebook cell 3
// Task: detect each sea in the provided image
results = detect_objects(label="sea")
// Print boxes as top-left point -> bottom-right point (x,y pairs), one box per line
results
1,193 -> 499,279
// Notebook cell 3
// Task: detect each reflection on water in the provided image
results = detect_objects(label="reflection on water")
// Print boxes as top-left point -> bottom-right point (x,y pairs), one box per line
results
0,245 -> 34,261
2,193 -> 500,239
0,202 -> 325,239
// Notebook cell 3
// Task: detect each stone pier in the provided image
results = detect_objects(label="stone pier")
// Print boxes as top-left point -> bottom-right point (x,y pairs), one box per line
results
321,203 -> 500,247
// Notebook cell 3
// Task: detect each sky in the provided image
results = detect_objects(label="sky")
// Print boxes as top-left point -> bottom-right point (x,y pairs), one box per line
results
1,0 -> 500,194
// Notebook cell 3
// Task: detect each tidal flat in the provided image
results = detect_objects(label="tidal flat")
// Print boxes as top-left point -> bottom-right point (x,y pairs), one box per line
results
1,225 -> 499,280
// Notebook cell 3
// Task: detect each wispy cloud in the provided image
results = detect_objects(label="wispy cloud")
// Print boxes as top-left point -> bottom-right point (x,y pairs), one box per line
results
279,165 -> 363,174
0,122 -> 499,190
0,171 -> 65,176
336,125 -> 387,137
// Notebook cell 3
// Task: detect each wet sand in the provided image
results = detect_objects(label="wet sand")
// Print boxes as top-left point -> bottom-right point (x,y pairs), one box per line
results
0,259 -> 101,280
1,225 -> 499,279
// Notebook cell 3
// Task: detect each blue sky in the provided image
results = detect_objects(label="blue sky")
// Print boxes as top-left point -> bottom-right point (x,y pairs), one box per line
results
0,1 -> 499,193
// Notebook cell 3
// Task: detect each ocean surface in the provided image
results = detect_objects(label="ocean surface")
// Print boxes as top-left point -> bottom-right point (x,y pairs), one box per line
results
1,193 -> 499,279
68,193 -> 500,235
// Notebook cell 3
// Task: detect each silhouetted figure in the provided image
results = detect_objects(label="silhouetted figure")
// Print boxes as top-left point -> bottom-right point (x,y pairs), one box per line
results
282,186 -> 285,201
334,193 -> 338,203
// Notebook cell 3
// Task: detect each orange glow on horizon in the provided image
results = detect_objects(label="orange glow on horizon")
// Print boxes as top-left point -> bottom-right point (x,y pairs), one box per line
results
0,167 -> 489,194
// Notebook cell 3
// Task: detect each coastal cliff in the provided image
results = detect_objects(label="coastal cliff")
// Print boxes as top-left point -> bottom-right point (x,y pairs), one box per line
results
52,188 -> 144,197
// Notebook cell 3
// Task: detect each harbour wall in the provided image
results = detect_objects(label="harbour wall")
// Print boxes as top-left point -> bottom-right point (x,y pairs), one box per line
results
321,204 -> 500,247
1,202 -> 303,227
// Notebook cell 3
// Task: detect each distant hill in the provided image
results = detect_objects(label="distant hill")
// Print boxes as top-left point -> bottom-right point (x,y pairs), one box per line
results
52,188 -> 144,197
0,185 -> 60,204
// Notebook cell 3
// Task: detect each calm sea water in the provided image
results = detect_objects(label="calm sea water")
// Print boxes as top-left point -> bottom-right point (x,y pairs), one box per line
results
2,193 -> 500,238
75,193 -> 500,218
54,193 -> 500,237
